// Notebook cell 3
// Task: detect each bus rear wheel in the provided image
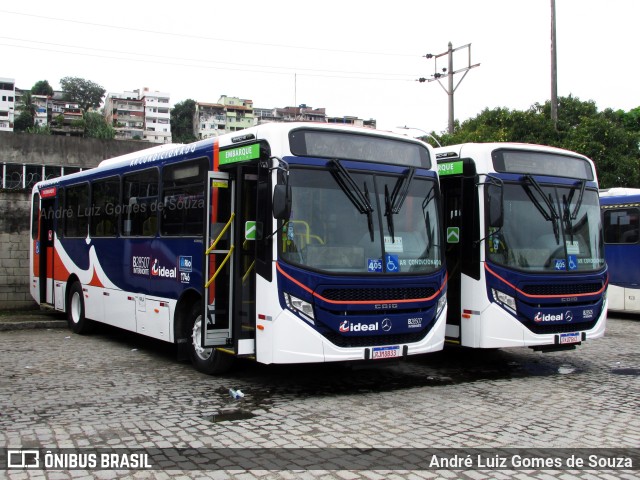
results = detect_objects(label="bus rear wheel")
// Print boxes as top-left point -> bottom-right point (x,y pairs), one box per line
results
67,282 -> 93,334
188,303 -> 234,375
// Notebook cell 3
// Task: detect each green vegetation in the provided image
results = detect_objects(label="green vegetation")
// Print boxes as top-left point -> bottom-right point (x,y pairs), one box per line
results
31,80 -> 54,96
428,96 -> 640,188
170,99 -> 197,143
84,112 -> 115,140
60,76 -> 106,112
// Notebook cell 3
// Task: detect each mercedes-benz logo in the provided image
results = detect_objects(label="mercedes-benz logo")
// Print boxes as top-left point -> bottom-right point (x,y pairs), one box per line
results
565,310 -> 573,322
382,318 -> 392,332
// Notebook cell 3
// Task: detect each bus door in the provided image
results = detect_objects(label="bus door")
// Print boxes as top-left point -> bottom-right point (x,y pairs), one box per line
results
39,197 -> 56,305
438,158 -> 480,342
202,172 -> 235,347
441,174 -> 464,340
236,168 -> 258,353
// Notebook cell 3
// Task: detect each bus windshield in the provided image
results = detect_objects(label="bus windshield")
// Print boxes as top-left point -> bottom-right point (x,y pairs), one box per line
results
487,182 -> 604,272
281,166 -> 443,274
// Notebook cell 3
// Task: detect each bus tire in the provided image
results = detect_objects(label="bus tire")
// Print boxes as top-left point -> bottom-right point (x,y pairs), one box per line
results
67,282 -> 93,334
188,303 -> 234,375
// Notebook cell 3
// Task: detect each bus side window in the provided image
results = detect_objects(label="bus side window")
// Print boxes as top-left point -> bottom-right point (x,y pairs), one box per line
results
161,157 -> 208,237
122,169 -> 159,237
604,208 -> 639,244
64,183 -> 90,238
31,193 -> 40,241
90,176 -> 120,237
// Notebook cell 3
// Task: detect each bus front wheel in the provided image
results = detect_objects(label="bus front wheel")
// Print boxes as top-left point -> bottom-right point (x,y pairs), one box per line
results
188,303 -> 234,375
67,282 -> 93,334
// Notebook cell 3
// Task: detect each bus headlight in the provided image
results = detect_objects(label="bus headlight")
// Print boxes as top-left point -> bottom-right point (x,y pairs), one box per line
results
492,288 -> 516,311
284,293 -> 315,320
436,294 -> 447,318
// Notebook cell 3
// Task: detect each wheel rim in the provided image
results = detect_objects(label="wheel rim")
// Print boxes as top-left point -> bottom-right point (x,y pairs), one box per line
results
191,315 -> 213,361
70,292 -> 82,324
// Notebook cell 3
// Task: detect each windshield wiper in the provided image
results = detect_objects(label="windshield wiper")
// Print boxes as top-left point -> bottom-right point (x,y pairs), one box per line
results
330,159 -> 375,241
568,179 -> 586,219
363,181 -> 374,242
563,179 -> 586,243
523,174 -> 560,244
389,167 -> 415,214
384,184 -> 395,241
384,167 -> 416,242
422,188 -> 436,255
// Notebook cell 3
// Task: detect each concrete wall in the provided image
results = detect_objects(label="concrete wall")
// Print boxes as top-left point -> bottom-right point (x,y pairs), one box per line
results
0,191 -> 32,308
0,132 -> 154,310
0,131 -> 151,168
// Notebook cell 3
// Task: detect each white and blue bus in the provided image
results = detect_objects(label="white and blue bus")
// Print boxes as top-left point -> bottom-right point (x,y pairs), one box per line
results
30,122 -> 447,374
434,143 -> 607,351
600,187 -> 640,314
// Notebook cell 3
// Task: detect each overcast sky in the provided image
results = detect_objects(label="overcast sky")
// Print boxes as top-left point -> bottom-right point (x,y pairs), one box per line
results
2,0 -> 638,136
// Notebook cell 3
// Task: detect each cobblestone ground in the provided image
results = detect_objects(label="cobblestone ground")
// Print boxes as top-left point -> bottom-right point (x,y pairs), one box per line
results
0,314 -> 638,479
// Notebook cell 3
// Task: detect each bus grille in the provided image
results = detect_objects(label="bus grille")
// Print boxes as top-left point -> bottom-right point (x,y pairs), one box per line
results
524,319 -> 598,334
321,287 -> 436,302
521,282 -> 603,296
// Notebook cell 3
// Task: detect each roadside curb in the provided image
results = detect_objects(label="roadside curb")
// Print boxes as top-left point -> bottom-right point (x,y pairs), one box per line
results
0,310 -> 68,331
0,320 -> 67,331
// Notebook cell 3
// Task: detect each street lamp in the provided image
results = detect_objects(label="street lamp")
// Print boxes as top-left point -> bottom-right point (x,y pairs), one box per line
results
396,126 -> 442,148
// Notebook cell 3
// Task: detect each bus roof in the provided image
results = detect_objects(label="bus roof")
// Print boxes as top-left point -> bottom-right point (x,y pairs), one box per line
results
34,122 -> 433,191
599,187 -> 640,205
434,142 -> 589,160
434,142 -> 595,181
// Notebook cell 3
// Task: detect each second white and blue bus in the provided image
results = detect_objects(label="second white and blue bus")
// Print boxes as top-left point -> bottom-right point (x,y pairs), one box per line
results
600,187 -> 640,314
434,143 -> 607,351
30,122 -> 448,374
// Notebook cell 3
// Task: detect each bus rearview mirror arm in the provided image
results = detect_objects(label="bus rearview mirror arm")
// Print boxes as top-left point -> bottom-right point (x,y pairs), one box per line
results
474,174 -> 504,246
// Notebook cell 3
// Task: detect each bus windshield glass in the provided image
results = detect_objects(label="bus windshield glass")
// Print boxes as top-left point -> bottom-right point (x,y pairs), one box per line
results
487,182 -> 604,272
289,129 -> 431,169
281,167 -> 443,274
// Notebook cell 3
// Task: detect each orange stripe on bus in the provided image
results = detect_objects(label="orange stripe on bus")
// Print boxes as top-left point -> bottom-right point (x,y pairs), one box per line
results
276,262 -> 447,305
484,263 -> 607,298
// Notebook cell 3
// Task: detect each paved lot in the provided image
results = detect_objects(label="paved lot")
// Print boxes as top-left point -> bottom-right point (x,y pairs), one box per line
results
0,312 -> 638,479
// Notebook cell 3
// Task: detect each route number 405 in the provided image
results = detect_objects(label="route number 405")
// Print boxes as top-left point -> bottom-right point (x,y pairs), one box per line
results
368,259 -> 382,272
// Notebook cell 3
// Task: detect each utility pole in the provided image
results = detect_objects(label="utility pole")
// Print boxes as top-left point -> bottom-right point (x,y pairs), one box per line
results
419,42 -> 480,134
550,0 -> 558,129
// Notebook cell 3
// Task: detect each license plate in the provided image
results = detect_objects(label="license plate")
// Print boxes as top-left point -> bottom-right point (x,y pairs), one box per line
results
559,332 -> 580,344
372,346 -> 400,359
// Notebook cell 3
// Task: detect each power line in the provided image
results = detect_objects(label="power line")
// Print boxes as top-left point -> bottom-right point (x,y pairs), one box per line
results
0,36 -> 417,79
419,42 -> 480,134
0,42 -> 417,81
0,9 -> 418,58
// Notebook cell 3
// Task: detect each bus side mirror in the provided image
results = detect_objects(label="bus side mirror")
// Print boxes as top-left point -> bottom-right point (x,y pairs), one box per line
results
487,183 -> 503,228
273,184 -> 291,220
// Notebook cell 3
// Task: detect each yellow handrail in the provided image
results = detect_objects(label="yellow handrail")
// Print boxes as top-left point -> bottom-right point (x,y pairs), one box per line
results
242,261 -> 255,284
205,245 -> 234,288
205,213 -> 235,255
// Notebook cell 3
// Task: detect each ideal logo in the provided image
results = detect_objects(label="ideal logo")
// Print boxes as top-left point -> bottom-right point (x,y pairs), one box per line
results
151,259 -> 177,279
179,256 -> 192,272
151,259 -> 159,276
534,311 -> 564,322
339,320 -> 379,333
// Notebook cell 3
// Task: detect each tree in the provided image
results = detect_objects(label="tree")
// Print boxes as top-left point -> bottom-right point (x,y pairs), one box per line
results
14,111 -> 34,132
170,99 -> 197,143
31,80 -> 54,96
60,76 -> 106,112
438,96 -> 640,188
14,91 -> 36,131
83,112 -> 115,139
